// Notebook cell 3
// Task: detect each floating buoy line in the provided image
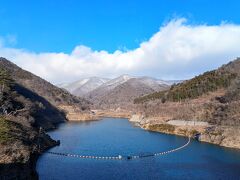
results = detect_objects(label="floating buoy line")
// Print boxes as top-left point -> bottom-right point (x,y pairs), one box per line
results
46,136 -> 191,160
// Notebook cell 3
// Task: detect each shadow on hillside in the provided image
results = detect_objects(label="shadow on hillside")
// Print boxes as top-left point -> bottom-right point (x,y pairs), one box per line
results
13,83 -> 66,129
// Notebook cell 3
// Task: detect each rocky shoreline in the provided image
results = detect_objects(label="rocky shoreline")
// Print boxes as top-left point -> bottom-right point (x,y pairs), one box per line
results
2,110 -> 238,179
60,106 -> 131,122
0,123 -> 59,180
59,108 -> 240,150
129,114 -> 240,149
60,108 -> 240,150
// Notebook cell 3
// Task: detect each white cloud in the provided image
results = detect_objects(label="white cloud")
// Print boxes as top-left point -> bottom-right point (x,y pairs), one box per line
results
1,18 -> 240,83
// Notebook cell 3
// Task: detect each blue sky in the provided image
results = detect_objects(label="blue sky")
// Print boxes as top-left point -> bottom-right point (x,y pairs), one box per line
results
1,0 -> 240,53
1,0 -> 240,83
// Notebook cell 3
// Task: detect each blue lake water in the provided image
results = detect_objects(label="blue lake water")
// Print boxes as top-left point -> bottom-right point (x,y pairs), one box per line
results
37,118 -> 240,180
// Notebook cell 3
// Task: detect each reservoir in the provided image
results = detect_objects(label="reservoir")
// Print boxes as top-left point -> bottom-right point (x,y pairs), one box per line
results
37,118 -> 240,179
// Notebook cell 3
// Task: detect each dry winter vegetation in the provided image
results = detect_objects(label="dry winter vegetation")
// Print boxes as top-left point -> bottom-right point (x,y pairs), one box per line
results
134,58 -> 240,126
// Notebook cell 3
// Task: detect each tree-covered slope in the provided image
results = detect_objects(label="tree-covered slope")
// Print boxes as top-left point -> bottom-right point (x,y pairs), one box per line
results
134,58 -> 240,104
0,57 -> 90,110
0,58 -> 91,179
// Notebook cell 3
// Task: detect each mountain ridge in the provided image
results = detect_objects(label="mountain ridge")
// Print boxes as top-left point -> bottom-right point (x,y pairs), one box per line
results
58,77 -> 110,96
57,75 -> 181,98
84,75 -> 170,109
0,57 -> 91,179
132,57 -> 240,149
0,58 -> 90,110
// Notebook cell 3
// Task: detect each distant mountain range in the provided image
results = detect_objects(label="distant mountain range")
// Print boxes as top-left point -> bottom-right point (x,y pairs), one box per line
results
1,56 -> 240,179
58,77 -> 110,96
58,75 -> 180,96
57,75 -> 180,109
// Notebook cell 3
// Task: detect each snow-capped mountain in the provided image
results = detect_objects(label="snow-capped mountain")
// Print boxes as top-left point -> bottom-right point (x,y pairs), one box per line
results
57,75 -> 179,109
58,77 -> 110,96
84,75 -> 170,109
97,75 -> 134,91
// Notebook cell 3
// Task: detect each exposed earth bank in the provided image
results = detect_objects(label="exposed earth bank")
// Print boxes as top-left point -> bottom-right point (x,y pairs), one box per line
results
60,102 -> 240,150
63,107 -> 240,149
130,58 -> 240,150
129,114 -> 240,149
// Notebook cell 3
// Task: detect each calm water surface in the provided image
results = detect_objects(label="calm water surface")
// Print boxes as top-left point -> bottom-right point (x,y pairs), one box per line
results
37,118 -> 240,180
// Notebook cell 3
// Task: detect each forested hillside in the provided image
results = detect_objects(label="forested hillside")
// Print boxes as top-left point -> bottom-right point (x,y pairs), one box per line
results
0,58 -> 90,110
0,57 -> 90,179
134,59 -> 239,104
